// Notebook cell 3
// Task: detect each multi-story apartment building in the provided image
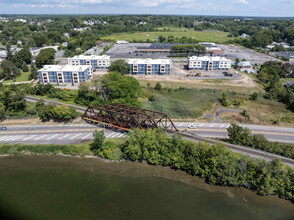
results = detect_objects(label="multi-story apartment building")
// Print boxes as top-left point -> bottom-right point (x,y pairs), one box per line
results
128,59 -> 171,75
188,56 -> 231,71
37,65 -> 91,85
67,55 -> 110,70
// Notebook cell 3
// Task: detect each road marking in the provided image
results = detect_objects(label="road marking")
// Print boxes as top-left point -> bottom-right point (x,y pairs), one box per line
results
47,134 -> 59,140
58,134 -> 71,140
0,136 -> 9,141
178,123 -> 183,127
10,135 -> 24,141
23,135 -> 36,141
226,125 -> 230,128
106,133 -> 116,138
2,136 -> 17,141
0,128 -> 102,135
70,133 -> 82,139
199,124 -> 204,127
209,124 -> 215,127
34,135 -> 47,140
220,124 -> 225,128
117,133 -> 124,138
81,133 -> 93,139
111,133 -> 120,138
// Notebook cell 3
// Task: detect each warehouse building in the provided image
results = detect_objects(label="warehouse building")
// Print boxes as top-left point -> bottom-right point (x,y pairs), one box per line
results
67,55 -> 110,70
188,56 -> 231,71
37,65 -> 91,85
128,59 -> 171,75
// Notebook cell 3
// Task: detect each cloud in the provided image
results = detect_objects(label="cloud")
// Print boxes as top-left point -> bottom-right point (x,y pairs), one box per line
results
237,0 -> 249,5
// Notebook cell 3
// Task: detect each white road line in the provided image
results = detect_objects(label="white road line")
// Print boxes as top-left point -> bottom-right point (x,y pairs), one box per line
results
209,124 -> 215,127
199,124 -> 204,127
58,134 -> 71,140
23,135 -> 36,141
10,135 -> 25,141
2,136 -> 17,141
80,124 -> 86,127
0,136 -> 9,141
111,133 -> 120,138
220,124 -> 225,128
46,134 -> 59,140
70,133 -> 82,139
178,123 -> 183,127
81,133 -> 93,140
117,133 -> 124,138
226,125 -> 230,128
34,135 -> 47,140
106,133 -> 116,138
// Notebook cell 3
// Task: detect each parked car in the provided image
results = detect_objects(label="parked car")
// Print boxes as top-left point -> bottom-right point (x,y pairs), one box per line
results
0,126 -> 7,130
188,124 -> 196,129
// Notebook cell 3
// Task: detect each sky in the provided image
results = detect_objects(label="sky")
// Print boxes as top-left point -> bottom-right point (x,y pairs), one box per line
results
0,0 -> 293,17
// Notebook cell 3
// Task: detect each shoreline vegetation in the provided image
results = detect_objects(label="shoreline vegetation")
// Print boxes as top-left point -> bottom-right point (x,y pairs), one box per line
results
1,129 -> 294,203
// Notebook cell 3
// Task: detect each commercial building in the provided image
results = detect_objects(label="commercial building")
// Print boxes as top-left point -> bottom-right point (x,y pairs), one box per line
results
188,56 -> 231,71
37,65 -> 91,85
68,55 -> 110,70
128,59 -> 171,75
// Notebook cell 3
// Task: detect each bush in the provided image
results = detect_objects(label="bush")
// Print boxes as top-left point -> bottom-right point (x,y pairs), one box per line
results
250,92 -> 258,100
148,95 -> 155,102
154,82 -> 162,91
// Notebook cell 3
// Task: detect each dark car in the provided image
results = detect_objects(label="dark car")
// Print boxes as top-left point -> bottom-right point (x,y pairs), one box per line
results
0,126 -> 7,130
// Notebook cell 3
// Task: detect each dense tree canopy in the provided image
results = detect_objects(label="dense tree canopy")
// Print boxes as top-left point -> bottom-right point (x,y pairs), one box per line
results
108,59 -> 130,75
36,48 -> 55,68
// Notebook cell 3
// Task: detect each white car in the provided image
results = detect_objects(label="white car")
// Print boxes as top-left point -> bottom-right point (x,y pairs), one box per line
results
188,124 -> 196,129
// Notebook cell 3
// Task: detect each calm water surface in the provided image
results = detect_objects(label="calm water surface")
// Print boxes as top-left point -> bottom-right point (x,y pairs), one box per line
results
0,155 -> 293,220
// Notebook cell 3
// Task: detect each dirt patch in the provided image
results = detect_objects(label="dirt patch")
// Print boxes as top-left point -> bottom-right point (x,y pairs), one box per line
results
221,112 -> 261,124
0,118 -> 80,126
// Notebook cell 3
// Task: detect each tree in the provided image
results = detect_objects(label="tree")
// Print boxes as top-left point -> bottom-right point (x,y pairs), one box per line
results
0,60 -> 21,78
33,34 -> 47,47
221,91 -> 230,106
227,123 -> 252,146
15,48 -> 32,67
22,61 -> 29,72
29,64 -> 38,80
0,102 -> 5,121
154,82 -> 162,91
108,59 -> 130,75
36,48 -> 55,68
90,130 -> 105,153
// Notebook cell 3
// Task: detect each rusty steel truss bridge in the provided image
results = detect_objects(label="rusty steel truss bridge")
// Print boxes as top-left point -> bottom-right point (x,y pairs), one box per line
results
81,104 -> 178,131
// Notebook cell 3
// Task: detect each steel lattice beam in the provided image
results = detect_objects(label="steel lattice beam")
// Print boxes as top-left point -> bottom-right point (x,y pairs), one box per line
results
81,104 -> 178,131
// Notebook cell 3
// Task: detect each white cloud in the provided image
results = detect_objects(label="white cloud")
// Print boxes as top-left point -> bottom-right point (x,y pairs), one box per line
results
238,0 -> 249,5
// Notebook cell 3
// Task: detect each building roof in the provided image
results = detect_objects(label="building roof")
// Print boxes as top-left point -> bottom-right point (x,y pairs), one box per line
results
237,61 -> 251,67
128,59 -> 171,65
188,56 -> 231,62
38,65 -> 90,72
68,55 -> 110,60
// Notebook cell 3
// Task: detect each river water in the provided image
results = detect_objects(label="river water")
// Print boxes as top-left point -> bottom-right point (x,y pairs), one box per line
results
0,155 -> 293,220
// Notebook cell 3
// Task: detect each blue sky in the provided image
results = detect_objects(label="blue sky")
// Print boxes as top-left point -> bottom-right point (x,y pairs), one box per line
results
0,0 -> 293,17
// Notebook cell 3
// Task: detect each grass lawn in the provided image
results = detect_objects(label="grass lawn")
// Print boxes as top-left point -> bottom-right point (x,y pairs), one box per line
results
101,30 -> 234,44
4,70 -> 31,83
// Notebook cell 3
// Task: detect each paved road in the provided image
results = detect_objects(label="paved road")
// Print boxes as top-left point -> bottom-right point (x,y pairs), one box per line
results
0,122 -> 293,145
0,124 -> 126,144
174,122 -> 294,144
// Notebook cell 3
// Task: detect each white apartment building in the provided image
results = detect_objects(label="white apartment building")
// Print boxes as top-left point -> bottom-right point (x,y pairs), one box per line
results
68,55 -> 110,70
188,56 -> 232,71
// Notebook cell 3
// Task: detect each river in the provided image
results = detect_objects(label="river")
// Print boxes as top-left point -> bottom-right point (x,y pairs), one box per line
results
0,155 -> 293,220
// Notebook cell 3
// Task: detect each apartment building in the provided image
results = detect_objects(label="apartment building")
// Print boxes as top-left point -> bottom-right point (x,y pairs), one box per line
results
68,55 -> 110,70
37,65 -> 91,85
128,59 -> 171,75
188,56 -> 231,71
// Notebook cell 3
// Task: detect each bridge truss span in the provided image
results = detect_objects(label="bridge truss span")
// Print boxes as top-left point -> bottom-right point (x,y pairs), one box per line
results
82,104 -> 178,131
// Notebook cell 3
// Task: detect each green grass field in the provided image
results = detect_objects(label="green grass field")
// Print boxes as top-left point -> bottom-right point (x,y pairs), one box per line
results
102,30 -> 234,43
4,70 -> 31,83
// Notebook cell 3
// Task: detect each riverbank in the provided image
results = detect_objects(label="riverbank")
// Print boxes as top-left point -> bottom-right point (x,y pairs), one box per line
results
1,129 -> 294,203
0,154 -> 293,220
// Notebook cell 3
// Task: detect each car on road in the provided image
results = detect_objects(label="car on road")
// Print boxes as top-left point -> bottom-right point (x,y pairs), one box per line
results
0,126 -> 7,130
188,124 -> 196,129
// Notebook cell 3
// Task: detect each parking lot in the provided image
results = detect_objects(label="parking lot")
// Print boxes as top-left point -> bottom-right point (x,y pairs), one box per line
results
218,44 -> 280,65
